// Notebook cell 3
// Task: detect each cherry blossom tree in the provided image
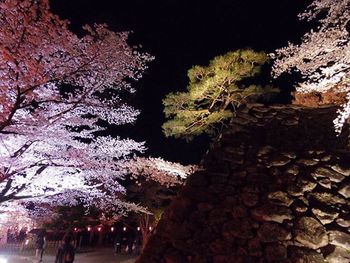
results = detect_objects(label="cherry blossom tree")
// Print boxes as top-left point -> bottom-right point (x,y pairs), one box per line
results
122,157 -> 198,251
124,157 -> 198,186
0,0 -> 155,219
272,0 -> 350,132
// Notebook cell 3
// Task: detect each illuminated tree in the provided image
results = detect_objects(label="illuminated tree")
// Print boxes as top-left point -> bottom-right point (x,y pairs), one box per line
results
162,49 -> 278,140
272,0 -> 350,132
124,157 -> 198,186
35,158 -> 196,239
124,157 -> 198,251
0,0 -> 154,217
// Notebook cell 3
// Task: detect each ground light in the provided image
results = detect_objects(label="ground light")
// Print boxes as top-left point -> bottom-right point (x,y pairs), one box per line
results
0,257 -> 7,263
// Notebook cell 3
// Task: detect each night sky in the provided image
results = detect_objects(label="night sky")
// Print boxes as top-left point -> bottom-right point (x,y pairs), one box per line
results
50,0 -> 311,164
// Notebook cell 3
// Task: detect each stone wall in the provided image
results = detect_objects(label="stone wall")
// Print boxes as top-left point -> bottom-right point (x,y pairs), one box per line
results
137,104 -> 350,263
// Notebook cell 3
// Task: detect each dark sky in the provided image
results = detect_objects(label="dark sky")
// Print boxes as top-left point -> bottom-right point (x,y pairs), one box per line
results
50,0 -> 311,164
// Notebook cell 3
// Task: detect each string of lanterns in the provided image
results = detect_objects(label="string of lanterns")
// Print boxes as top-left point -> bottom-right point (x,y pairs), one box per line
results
73,225 -> 153,233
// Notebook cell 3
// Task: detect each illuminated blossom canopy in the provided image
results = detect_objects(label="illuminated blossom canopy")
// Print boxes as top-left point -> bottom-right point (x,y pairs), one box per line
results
272,0 -> 350,132
0,0 -> 158,219
124,157 -> 199,187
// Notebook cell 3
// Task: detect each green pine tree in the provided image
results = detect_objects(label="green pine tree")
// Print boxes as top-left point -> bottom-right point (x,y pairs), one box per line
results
162,49 -> 278,141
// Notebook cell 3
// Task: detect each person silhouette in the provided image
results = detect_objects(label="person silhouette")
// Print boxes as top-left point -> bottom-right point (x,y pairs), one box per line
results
55,234 -> 75,263
35,232 -> 46,262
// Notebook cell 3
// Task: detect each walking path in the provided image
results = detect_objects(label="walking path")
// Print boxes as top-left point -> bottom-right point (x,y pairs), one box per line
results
0,248 -> 137,263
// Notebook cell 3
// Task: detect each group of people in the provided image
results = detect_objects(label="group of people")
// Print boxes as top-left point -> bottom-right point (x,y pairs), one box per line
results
114,228 -> 142,255
34,228 -> 142,262
6,228 -> 27,243
35,233 -> 75,263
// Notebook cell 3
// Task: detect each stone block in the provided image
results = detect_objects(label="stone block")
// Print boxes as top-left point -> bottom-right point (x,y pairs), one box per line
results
294,217 -> 328,250
257,222 -> 291,242
329,231 -> 350,250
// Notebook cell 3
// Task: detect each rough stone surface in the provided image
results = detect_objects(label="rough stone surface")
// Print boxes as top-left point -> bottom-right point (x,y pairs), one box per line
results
329,231 -> 350,250
296,159 -> 319,166
265,243 -> 287,261
330,164 -> 350,176
287,179 -> 317,197
311,208 -> 339,225
289,247 -> 325,263
222,219 -> 253,239
310,192 -> 346,206
257,222 -> 291,242
241,192 -> 259,207
268,191 -> 294,207
336,218 -> 350,228
252,204 -> 293,223
285,165 -> 300,176
326,247 -> 350,263
312,167 -> 345,182
318,178 -> 332,189
294,217 -> 328,249
339,185 -> 350,198
138,105 -> 350,263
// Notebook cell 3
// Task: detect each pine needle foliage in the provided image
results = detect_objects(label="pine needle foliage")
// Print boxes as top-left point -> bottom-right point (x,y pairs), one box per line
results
162,49 -> 278,140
